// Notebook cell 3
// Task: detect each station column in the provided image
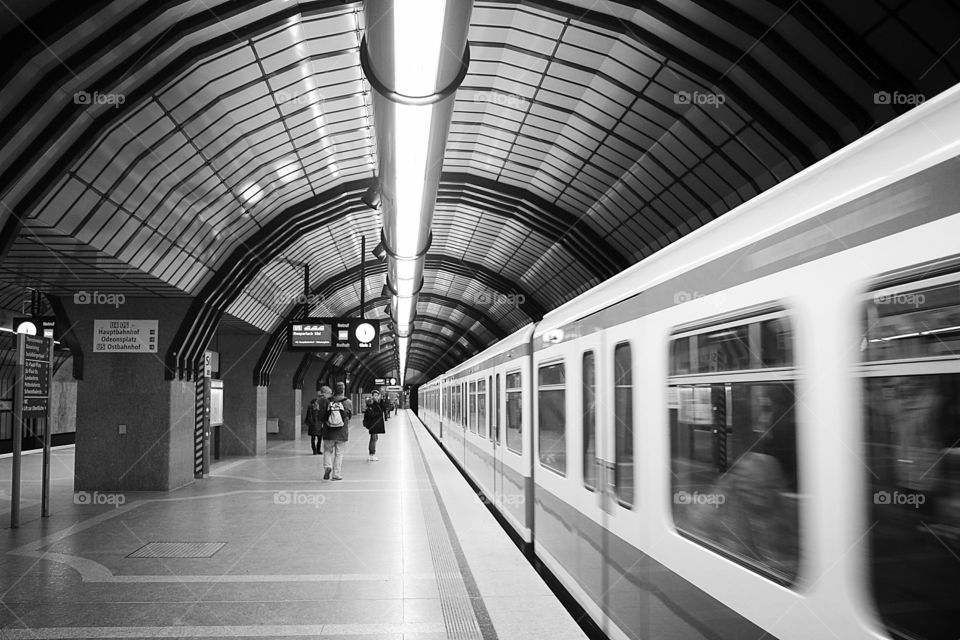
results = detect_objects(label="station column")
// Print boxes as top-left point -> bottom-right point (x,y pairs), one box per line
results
65,296 -> 196,492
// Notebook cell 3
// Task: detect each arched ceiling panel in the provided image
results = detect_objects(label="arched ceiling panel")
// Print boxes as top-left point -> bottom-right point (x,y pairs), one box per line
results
0,0 -> 956,381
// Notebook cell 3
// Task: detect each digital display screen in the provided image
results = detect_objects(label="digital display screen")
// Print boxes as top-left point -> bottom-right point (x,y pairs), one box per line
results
289,322 -> 332,348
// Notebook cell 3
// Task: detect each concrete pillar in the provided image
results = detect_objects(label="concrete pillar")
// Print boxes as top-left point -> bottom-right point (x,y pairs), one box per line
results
218,332 -> 271,456
65,297 -> 196,492
267,351 -> 302,440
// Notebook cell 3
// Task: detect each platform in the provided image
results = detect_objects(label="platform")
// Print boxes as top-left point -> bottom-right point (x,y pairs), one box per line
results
0,410 -> 587,640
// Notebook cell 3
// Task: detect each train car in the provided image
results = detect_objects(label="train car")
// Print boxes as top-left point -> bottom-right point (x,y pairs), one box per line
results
420,325 -> 535,542
419,82 -> 960,640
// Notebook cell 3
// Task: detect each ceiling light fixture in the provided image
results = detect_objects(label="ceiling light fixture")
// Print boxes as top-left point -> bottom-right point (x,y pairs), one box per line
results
362,182 -> 381,209
361,0 -> 472,385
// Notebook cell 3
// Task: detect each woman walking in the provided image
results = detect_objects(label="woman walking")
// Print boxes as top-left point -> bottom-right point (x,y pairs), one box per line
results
363,392 -> 386,461
304,388 -> 328,455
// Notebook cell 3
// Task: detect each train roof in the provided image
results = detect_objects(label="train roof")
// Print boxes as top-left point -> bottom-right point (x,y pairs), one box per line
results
422,323 -> 535,386
535,83 -> 960,337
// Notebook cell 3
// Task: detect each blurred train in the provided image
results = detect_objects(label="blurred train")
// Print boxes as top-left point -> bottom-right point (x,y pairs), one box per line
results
417,83 -> 960,640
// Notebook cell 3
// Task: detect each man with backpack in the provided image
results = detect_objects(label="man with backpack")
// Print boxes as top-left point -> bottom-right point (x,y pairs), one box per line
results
322,382 -> 353,481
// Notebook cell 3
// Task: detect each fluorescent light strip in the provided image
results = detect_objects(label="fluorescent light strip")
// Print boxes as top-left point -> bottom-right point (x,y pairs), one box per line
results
393,0 -> 446,96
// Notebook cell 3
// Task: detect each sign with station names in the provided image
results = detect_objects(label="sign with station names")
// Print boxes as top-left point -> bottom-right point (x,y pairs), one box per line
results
23,359 -> 49,397
93,319 -> 158,353
20,334 -> 52,419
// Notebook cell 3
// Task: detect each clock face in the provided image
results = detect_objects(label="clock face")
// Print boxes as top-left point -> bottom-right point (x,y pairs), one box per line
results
355,322 -> 376,343
15,321 -> 37,335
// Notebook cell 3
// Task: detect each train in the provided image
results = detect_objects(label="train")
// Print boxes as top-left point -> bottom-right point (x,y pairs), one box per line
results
415,82 -> 960,640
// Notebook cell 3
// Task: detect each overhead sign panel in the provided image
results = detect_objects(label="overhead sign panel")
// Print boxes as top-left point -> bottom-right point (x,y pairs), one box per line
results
93,320 -> 158,353
288,317 -> 380,352
290,322 -> 332,349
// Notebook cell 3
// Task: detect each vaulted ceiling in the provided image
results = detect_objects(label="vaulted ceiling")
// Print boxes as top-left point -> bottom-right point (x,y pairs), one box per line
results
0,0 -> 956,386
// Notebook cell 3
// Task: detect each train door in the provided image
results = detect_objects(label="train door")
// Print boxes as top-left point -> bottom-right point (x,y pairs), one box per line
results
575,331 -> 614,631
596,333 -> 638,633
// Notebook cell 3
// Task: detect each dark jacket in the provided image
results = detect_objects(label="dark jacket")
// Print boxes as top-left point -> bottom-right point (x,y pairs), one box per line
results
379,398 -> 388,415
305,398 -> 325,436
321,394 -> 353,442
363,403 -> 385,434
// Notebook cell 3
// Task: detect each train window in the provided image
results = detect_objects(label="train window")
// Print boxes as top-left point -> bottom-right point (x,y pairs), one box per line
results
670,337 -> 692,375
506,371 -> 522,453
583,351 -> 597,491
455,384 -> 461,426
669,313 -> 799,585
614,343 -> 634,506
696,325 -> 751,372
538,362 -> 567,475
495,374 -> 501,444
760,318 -> 793,367
863,279 -> 960,361
478,379 -> 487,439
862,276 -> 960,639
469,380 -> 477,433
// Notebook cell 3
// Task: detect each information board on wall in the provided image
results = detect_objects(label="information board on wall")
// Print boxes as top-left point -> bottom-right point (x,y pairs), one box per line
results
93,320 -> 158,353
288,317 -> 380,352
210,379 -> 224,426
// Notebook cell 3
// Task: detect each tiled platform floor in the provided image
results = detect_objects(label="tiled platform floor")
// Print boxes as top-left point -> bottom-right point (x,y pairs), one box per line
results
0,410 -> 587,640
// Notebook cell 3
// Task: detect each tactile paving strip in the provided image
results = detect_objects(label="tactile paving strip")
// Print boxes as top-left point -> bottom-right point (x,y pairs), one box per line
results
127,542 -> 226,558
411,432 -> 492,640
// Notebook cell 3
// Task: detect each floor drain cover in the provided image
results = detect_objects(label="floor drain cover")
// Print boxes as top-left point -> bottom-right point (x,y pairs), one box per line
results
127,542 -> 225,558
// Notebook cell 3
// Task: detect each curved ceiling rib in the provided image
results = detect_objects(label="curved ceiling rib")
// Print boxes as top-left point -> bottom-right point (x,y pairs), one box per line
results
0,0 -> 955,387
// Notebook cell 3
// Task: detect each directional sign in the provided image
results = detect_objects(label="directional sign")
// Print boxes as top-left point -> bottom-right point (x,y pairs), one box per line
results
288,317 -> 380,352
93,319 -> 158,353
20,335 -> 52,419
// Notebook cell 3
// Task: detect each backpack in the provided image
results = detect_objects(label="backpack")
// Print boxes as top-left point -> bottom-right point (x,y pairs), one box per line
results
327,400 -> 345,427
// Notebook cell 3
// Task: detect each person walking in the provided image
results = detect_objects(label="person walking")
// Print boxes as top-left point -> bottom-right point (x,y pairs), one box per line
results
364,392 -> 386,461
379,389 -> 390,420
304,388 -> 329,455
322,382 -> 353,481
